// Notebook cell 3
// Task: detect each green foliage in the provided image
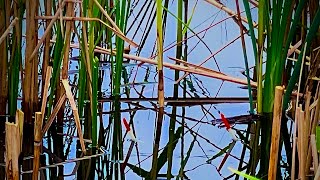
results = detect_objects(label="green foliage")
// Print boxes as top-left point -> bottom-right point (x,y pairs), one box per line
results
263,0 -> 294,113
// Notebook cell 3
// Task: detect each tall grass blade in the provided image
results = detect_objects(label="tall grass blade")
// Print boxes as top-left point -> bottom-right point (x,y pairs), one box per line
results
92,57 -> 99,147
168,0 -> 183,178
150,0 -> 165,178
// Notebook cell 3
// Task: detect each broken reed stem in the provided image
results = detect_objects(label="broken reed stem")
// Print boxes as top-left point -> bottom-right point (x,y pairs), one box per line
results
62,79 -> 86,154
291,106 -> 299,180
42,94 -> 66,135
124,53 -> 256,86
51,41 -> 257,89
287,40 -> 302,57
310,134 -> 318,175
91,45 -> 257,86
32,112 -> 42,180
40,66 -> 52,120
289,44 -> 311,61
305,91 -> 312,174
62,1 -> 74,80
0,17 -> 18,45
5,122 -> 20,180
299,108 -> 306,180
268,86 -> 284,180
5,110 -> 23,180
50,40 -> 257,86
16,110 -> 24,150
291,43 -> 307,180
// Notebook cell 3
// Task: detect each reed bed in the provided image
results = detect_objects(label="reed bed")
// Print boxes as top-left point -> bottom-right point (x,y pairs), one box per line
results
1,0 -> 320,180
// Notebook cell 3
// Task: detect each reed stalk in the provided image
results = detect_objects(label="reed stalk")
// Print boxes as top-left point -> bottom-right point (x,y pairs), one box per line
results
88,0 -> 97,149
8,3 -> 25,176
298,108 -> 306,180
167,0 -> 183,178
5,110 -> 23,180
5,121 -> 20,180
32,112 -> 42,180
179,1 -> 188,178
235,1 -> 255,177
56,5 -> 74,177
268,86 -> 284,180
46,22 -> 63,123
24,0 -> 38,123
62,2 -> 74,80
62,79 -> 86,153
248,1 -> 265,172
242,0 -> 257,61
235,0 -> 254,114
150,0 -> 164,179
310,134 -> 318,175
304,91 -> 312,174
42,94 -> 66,135
41,0 -> 52,103
111,0 -> 130,178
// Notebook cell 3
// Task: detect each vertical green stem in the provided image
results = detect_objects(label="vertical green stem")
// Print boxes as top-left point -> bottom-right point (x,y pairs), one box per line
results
167,0 -> 182,179
112,0 -> 128,179
150,0 -> 164,179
